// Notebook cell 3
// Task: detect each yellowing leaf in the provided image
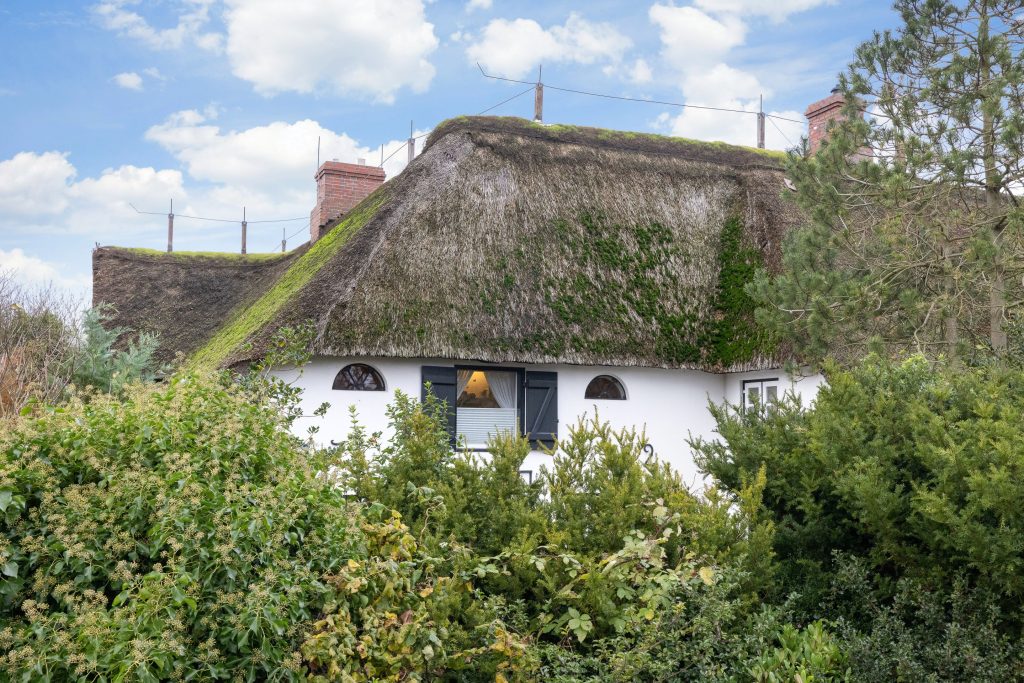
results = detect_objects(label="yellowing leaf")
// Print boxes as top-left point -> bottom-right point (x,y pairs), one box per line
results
698,566 -> 715,586
496,673 -> 509,683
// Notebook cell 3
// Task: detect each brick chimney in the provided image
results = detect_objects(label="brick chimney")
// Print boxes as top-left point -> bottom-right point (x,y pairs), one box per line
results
804,87 -> 848,154
309,159 -> 385,242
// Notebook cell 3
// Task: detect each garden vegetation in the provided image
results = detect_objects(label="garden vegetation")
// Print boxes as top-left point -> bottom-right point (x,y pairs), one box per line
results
3,321 -> 1023,680
6,1 -> 1024,679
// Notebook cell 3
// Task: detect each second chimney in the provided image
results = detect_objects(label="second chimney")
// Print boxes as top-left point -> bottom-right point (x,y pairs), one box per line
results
309,161 -> 386,242
804,87 -> 847,154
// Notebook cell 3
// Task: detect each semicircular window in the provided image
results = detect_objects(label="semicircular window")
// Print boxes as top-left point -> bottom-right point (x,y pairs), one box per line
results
585,375 -> 626,400
332,363 -> 385,391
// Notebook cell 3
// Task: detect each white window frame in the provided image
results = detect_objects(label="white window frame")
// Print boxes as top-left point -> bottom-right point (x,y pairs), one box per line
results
742,377 -> 780,412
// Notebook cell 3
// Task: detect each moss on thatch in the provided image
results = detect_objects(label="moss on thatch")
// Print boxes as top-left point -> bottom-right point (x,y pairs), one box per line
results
189,191 -> 388,368
94,116 -> 801,371
704,216 -> 774,365
117,248 -> 290,262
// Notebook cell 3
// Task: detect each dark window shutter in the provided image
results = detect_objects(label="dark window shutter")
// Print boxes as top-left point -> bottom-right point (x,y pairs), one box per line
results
421,366 -> 457,446
524,370 -> 558,447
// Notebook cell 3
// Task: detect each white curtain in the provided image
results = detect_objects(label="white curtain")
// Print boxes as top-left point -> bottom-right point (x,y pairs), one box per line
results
457,369 -> 472,399
486,371 -> 517,409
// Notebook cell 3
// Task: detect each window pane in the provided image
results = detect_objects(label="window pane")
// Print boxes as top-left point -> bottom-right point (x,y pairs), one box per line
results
585,375 -> 626,400
457,370 -> 517,408
333,363 -> 385,391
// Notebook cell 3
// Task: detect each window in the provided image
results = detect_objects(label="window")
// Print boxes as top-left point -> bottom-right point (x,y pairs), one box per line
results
585,375 -> 626,400
332,363 -> 385,391
519,470 -> 533,484
456,369 -> 519,447
420,366 -> 558,449
742,378 -> 779,411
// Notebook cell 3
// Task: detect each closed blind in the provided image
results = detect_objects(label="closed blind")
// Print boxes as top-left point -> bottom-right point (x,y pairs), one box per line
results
457,407 -> 518,447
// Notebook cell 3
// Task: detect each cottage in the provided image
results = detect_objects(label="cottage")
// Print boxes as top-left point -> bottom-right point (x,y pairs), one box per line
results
93,115 -> 828,483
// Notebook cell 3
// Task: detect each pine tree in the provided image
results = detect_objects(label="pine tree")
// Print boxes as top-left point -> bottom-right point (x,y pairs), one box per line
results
755,0 -> 1024,364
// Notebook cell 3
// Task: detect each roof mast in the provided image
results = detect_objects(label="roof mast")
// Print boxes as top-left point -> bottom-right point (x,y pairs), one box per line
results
533,65 -> 544,123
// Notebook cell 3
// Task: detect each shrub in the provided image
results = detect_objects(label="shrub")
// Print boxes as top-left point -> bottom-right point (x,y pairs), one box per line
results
337,391 -> 547,555
747,621 -> 850,682
829,557 -> 1024,682
0,372 -> 522,680
696,355 -> 1024,622
0,275 -> 80,416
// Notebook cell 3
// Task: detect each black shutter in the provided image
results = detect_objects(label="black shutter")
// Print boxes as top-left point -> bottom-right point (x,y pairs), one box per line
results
524,370 -> 558,448
421,366 -> 457,446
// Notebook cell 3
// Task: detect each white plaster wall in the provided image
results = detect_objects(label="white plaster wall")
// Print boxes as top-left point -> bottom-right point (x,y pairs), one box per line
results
273,357 -> 824,486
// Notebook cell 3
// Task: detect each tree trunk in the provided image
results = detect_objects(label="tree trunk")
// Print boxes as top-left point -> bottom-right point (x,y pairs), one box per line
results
979,6 -> 1008,353
942,237 -> 959,360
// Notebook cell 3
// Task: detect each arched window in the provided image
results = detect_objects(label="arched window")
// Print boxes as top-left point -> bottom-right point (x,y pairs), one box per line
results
332,363 -> 385,391
585,375 -> 626,400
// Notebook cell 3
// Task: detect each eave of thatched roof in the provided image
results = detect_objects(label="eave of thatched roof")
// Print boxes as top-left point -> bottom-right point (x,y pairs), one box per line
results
93,116 -> 803,372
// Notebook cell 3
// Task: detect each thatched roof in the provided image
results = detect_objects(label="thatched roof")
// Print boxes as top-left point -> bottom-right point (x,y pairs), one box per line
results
92,248 -> 304,363
93,116 -> 803,371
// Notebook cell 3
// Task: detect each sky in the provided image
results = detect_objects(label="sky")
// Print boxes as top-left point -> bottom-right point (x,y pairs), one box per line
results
0,0 -> 899,302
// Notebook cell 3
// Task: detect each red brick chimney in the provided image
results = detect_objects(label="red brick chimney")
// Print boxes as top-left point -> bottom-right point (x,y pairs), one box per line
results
309,159 -> 385,242
804,87 -> 848,154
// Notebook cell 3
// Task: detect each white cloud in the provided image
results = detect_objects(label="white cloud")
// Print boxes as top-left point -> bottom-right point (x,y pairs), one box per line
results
142,67 -> 166,81
93,0 -> 223,52
68,165 -> 187,216
655,63 -> 804,148
629,58 -> 653,84
602,57 -> 653,84
647,3 -> 815,149
224,0 -> 438,102
0,150 -> 186,236
147,112 -> 362,197
467,12 -> 632,80
466,0 -> 492,10
145,108 -> 426,194
112,71 -> 143,90
649,4 -> 745,69
0,248 -> 90,292
0,152 -> 76,215
0,112 -> 433,297
694,0 -> 833,22
0,108 -> 420,232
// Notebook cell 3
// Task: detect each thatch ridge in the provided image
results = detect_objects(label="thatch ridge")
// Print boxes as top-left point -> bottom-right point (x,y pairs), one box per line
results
425,116 -> 788,167
112,247 -> 292,262
93,116 -> 803,371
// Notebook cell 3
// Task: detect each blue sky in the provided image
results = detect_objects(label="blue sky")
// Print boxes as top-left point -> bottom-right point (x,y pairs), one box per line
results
0,0 -> 898,301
